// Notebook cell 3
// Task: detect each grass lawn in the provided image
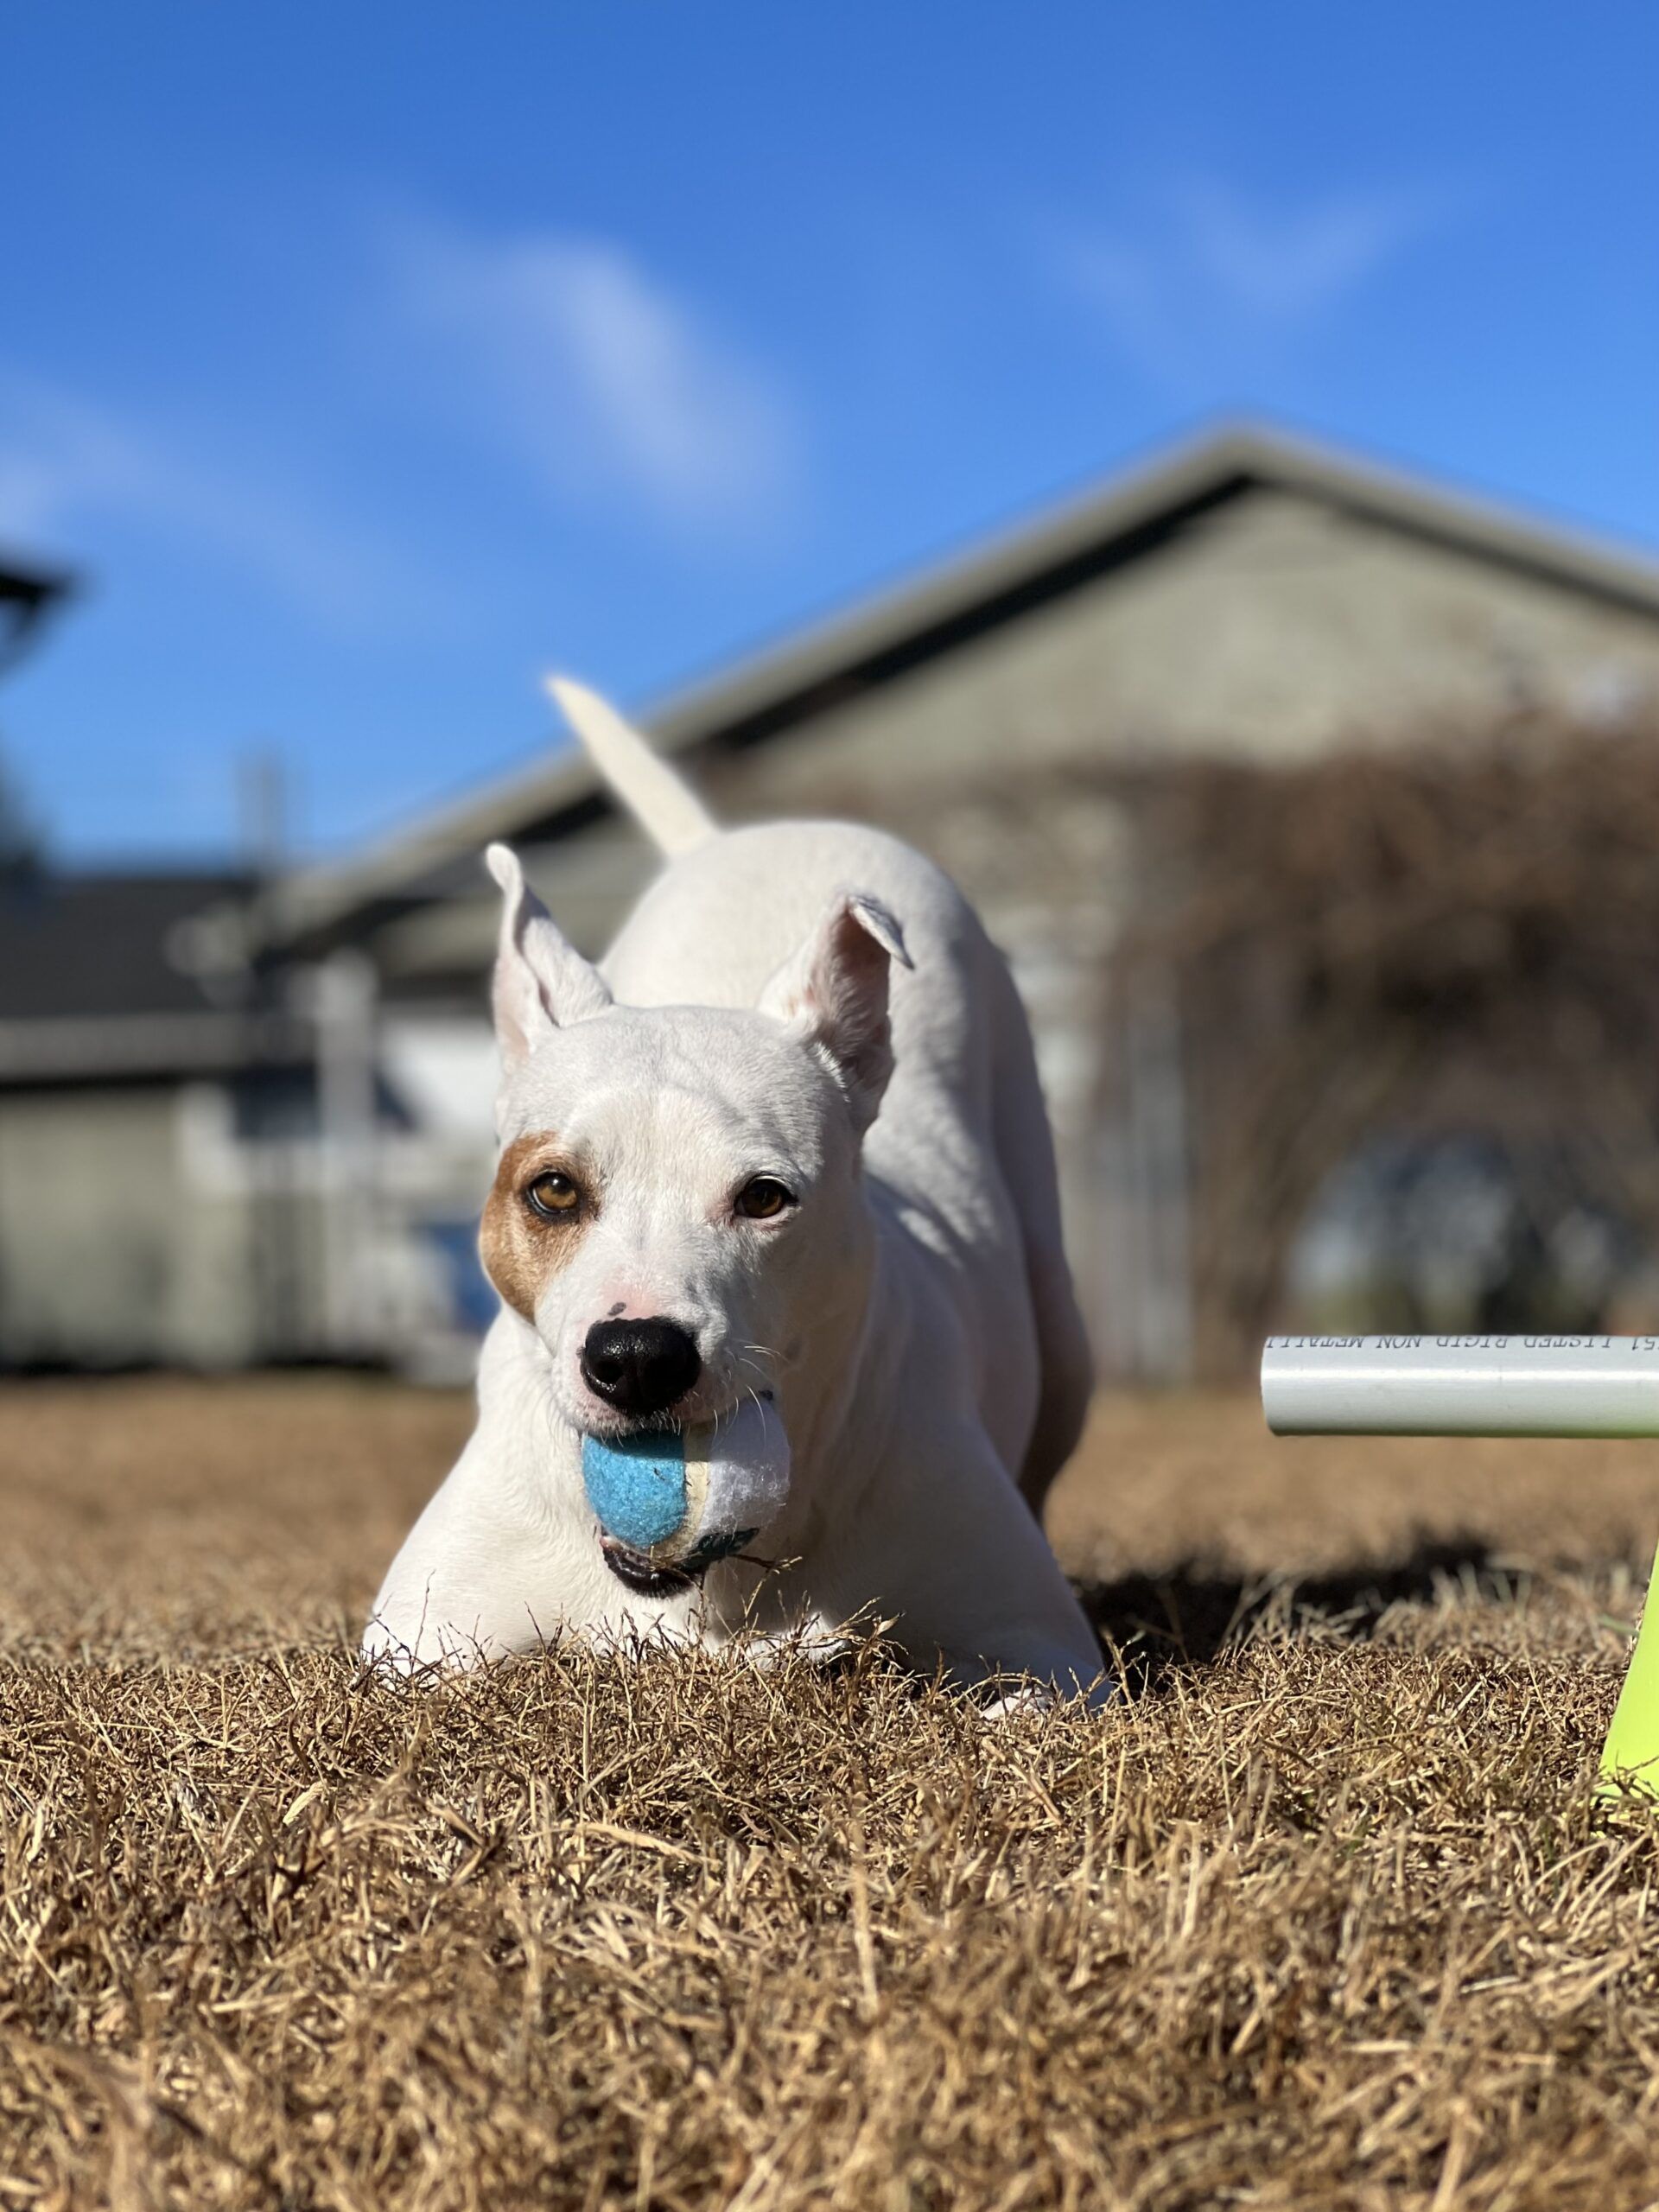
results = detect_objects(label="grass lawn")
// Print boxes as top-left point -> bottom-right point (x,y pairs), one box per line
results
3,1376 -> 1659,2209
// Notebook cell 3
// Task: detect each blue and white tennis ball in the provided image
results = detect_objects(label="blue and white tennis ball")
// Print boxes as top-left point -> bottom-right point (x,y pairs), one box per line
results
580,1397 -> 791,1570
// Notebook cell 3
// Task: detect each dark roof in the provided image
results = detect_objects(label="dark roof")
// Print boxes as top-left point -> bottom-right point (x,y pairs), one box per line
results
0,554 -> 73,672
258,420 -> 1659,953
0,871 -> 250,1022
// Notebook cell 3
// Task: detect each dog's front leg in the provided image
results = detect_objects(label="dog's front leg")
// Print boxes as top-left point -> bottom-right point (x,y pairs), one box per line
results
360,1453 -> 584,1675
361,1402 -> 704,1675
825,1419 -> 1112,1710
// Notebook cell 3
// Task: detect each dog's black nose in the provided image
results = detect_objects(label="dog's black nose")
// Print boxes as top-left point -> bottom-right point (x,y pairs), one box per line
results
580,1317 -> 702,1419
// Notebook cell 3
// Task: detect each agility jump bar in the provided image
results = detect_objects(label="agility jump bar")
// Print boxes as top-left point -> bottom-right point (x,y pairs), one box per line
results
1264,1333 -> 1659,1440
1259,1332 -> 1659,1796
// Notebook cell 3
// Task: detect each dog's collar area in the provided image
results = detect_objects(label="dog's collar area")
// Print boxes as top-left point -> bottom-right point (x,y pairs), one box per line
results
600,1536 -> 701,1599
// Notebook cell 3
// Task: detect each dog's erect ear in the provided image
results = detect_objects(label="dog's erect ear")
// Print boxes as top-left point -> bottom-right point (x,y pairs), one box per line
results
758,890 -> 912,1131
486,843 -> 611,1066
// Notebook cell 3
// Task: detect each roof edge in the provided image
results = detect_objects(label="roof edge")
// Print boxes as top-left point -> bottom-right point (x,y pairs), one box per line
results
259,420 -> 1659,950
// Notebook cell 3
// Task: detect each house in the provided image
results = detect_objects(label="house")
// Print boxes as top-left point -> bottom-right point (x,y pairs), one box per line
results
246,423 -> 1659,1376
10,423 -> 1659,1373
0,855 -> 501,1372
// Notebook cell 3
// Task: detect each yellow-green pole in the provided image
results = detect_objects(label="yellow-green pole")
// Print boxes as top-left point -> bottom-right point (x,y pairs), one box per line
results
1599,1541 -> 1659,1799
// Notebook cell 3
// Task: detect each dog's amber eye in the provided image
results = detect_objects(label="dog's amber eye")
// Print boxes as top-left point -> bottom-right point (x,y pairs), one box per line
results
524,1169 -> 581,1218
736,1176 -> 794,1221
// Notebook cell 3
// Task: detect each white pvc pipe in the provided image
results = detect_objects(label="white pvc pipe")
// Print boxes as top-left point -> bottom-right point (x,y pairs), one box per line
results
1262,1334 -> 1659,1439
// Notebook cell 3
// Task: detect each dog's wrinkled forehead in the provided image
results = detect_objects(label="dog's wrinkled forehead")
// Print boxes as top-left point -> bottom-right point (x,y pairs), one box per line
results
499,1003 -> 838,1169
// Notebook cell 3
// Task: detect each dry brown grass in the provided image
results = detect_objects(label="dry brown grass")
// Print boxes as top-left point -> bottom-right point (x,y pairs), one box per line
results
5,1379 -> 1659,2209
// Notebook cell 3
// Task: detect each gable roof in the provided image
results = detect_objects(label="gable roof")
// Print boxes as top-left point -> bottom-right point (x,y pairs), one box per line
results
259,421 -> 1659,954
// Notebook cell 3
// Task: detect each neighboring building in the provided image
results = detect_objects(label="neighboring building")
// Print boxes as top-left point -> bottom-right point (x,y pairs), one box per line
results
11,423 -> 1659,1372
0,865 -> 504,1370
0,861 -> 499,1372
1,869 -> 255,1364
0,556 -> 492,1372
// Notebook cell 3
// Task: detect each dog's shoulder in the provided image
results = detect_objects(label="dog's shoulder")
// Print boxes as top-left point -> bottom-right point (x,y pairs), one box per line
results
602,818 -> 987,1011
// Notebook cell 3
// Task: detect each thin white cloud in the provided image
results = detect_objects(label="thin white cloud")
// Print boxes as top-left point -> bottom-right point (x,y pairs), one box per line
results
1052,175 -> 1453,396
1171,176 -> 1442,321
384,215 -> 799,531
0,367 -> 443,635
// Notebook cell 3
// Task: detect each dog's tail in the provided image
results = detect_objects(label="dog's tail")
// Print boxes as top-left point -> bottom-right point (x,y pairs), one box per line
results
547,676 -> 718,858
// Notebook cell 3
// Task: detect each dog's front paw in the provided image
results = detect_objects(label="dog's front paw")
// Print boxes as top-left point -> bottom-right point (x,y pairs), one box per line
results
964,1655 -> 1116,1719
355,1618 -> 423,1686
977,1681 -> 1055,1720
355,1615 -> 483,1688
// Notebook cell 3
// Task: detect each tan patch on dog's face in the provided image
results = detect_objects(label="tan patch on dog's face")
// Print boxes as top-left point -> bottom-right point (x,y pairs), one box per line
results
479,1134 -> 594,1321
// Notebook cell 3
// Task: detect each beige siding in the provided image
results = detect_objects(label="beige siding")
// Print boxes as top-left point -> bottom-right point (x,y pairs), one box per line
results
713,493 -> 1659,817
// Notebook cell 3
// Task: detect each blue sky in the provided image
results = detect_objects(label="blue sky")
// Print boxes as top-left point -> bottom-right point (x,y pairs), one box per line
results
3,2 -> 1657,863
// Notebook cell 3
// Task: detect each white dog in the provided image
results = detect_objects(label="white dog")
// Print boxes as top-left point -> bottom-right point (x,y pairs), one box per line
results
364,681 -> 1104,1700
